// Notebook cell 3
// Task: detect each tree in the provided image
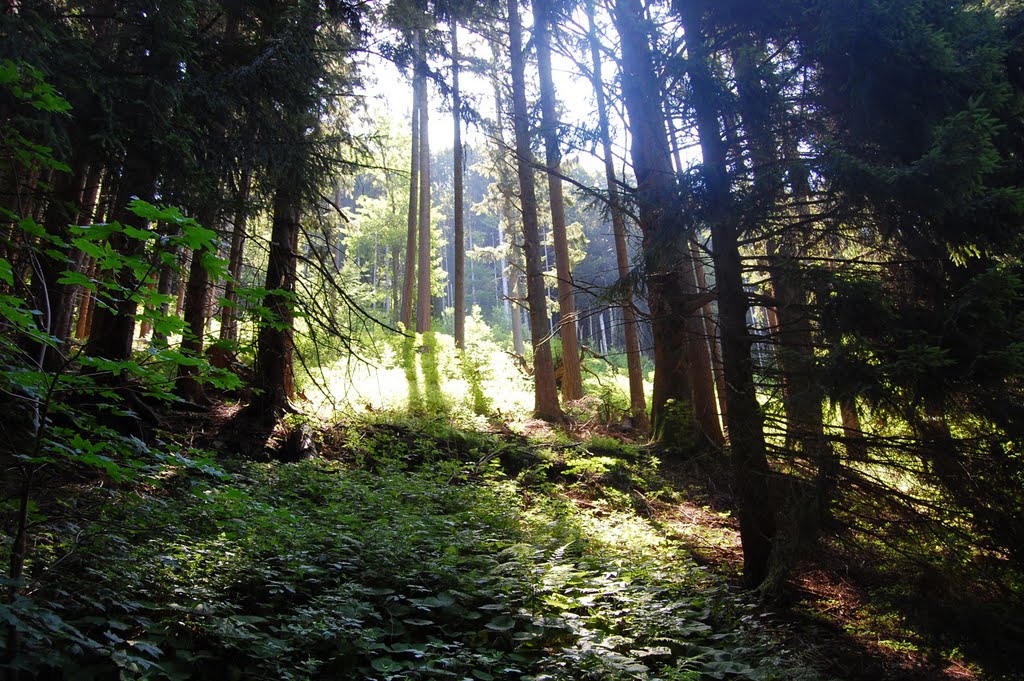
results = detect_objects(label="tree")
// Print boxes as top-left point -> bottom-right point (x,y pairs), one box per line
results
533,0 -> 584,401
401,53 -> 421,329
416,29 -> 434,335
610,0 -> 718,446
507,0 -> 562,421
243,0 -> 364,423
451,23 -> 467,349
585,0 -> 648,430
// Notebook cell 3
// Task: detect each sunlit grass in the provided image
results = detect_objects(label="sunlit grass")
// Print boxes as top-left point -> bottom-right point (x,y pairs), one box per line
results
301,327 -> 536,421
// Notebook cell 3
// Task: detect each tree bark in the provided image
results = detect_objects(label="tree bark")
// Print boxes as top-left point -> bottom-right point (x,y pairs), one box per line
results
508,0 -> 561,421
177,205 -> 219,403
611,0 -> 704,444
51,163 -> 103,348
220,172 -> 250,344
416,32 -> 432,335
587,0 -> 648,431
33,154 -> 89,370
250,185 -> 300,423
840,397 -> 867,462
400,54 -> 421,330
693,241 -> 729,436
677,1 -> 776,587
534,0 -> 583,401
75,164 -> 119,341
490,41 -> 526,358
452,24 -> 466,350
84,149 -> 157,363
175,248 -> 190,318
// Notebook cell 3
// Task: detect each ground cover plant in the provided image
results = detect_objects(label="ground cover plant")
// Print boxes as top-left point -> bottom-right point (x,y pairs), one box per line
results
3,413 -> 812,681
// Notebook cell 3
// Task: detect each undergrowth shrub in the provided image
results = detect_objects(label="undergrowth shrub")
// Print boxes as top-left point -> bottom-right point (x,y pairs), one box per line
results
3,416 -> 816,680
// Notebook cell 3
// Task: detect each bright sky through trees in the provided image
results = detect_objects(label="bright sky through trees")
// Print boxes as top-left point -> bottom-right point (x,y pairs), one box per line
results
359,21 -> 628,174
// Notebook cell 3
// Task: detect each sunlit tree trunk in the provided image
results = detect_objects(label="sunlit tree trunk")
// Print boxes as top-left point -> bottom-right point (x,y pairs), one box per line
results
65,164 -> 103,342
693,240 -> 728,436
534,0 -> 583,401
490,43 -> 526,358
841,397 -> 867,462
664,75 -> 723,447
220,172 -> 250,344
175,249 -> 189,318
508,0 -> 561,421
452,24 -> 466,349
586,0 -> 648,430
390,244 -> 400,318
51,163 -> 102,348
400,51 -> 421,330
75,170 -> 118,340
416,32 -> 432,335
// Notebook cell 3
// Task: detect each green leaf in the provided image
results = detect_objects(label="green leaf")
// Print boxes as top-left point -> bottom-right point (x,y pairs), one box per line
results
128,640 -> 163,658
201,250 -> 228,281
402,618 -> 434,626
371,657 -> 405,673
485,615 -> 516,631
73,221 -> 119,241
57,270 -> 93,288
121,225 -> 155,241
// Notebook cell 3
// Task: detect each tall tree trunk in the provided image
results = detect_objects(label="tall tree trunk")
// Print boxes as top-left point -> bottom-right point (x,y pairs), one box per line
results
416,34 -> 432,335
677,2 -> 776,587
490,43 -> 526,358
50,163 -> 103,348
150,241 -> 178,348
175,249 -> 190,318
507,0 -> 561,421
587,0 -> 648,431
73,167 -> 117,339
664,69 -> 723,446
250,185 -> 300,423
220,172 -> 251,344
611,0 -> 705,444
534,0 -> 583,401
34,155 -> 89,370
452,24 -> 466,350
400,60 -> 421,330
74,257 -> 97,341
693,241 -> 729,436
508,214 -> 526,357
84,150 -> 157,363
177,205 -> 219,403
684,249 -> 725,447
390,244 -> 400,319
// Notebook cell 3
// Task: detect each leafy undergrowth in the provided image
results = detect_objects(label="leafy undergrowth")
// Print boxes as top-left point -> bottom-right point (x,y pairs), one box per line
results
3,411 -> 819,681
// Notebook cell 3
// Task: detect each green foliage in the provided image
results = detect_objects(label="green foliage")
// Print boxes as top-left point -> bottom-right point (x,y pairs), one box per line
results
2,416 -> 812,680
0,65 -> 241,485
462,308 -> 496,416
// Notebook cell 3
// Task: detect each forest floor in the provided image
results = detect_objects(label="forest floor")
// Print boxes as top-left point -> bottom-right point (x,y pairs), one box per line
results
4,402 -> 1019,680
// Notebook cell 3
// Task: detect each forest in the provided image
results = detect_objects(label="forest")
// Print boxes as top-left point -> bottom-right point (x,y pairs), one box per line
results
2,0 -> 1024,679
